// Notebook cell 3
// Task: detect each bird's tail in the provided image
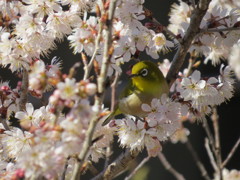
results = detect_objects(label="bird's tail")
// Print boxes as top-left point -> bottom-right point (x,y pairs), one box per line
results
101,113 -> 114,126
101,108 -> 121,126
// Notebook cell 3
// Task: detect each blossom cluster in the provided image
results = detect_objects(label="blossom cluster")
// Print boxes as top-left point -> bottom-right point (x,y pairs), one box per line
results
168,0 -> 240,66
68,0 -> 174,76
178,65 -> 234,118
28,57 -> 62,97
0,100 -> 114,179
116,95 -> 181,157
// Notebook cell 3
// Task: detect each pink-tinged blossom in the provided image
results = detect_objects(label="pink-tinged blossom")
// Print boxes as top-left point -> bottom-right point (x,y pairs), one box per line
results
28,60 -> 46,96
0,82 -> 20,119
0,162 -> 16,179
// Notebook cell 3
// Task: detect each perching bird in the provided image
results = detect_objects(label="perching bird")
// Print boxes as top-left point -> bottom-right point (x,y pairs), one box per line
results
102,60 -> 169,126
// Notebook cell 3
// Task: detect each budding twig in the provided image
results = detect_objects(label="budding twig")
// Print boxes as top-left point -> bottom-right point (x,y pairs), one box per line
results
19,68 -> 29,111
158,152 -> 185,180
143,7 -> 181,44
71,1 -> 118,179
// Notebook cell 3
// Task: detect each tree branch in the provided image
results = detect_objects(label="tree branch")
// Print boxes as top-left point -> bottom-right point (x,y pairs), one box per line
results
19,69 -> 29,111
166,0 -> 212,87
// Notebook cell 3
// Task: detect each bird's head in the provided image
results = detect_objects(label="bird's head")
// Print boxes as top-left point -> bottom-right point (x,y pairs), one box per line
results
130,61 -> 169,95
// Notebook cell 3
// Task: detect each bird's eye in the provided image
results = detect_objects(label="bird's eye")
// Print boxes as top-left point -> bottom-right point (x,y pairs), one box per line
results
140,68 -> 148,77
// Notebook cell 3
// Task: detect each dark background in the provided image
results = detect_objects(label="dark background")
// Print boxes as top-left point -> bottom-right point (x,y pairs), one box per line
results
0,0 -> 240,179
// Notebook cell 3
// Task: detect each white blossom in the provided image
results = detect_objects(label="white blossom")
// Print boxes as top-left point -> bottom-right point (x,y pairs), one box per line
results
214,168 -> 240,180
228,43 -> 240,80
57,78 -> 78,100
1,127 -> 32,160
116,95 -> 181,157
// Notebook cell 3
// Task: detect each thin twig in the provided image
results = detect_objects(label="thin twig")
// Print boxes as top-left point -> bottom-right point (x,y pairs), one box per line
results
205,138 -> 218,172
111,72 -> 120,111
211,107 -> 223,180
97,0 -> 117,94
124,156 -> 150,180
202,117 -> 216,154
201,27 -> 240,33
70,1 -> 118,179
83,16 -> 104,80
185,140 -> 211,180
92,150 -> 139,180
61,157 -> 70,180
143,7 -> 180,44
158,152 -> 185,180
19,69 -> 29,111
222,137 -> 240,168
166,0 -> 212,87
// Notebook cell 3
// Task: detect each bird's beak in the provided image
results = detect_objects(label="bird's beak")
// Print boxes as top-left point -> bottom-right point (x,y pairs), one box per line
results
128,74 -> 139,78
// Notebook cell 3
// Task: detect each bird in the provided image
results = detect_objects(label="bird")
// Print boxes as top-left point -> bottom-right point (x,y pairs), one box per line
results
102,60 -> 169,126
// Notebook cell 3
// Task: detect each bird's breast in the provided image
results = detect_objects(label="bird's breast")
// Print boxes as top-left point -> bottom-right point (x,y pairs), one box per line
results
118,92 -> 154,117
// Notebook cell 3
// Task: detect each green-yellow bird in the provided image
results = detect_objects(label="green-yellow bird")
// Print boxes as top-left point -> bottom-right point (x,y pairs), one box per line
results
102,60 -> 169,126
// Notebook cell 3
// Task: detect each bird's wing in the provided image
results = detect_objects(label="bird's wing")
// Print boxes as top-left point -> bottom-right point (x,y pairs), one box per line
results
102,81 -> 135,126
119,80 -> 135,99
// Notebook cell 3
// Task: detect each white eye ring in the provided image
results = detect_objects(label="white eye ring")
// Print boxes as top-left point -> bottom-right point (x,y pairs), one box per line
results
141,68 -> 148,77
